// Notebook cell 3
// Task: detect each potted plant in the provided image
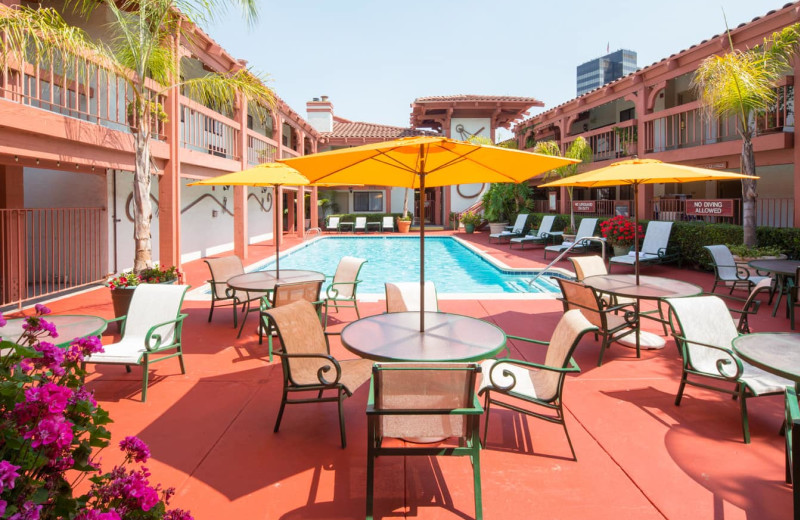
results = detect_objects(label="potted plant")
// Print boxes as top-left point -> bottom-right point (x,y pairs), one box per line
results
108,264 -> 178,328
600,216 -> 643,257
396,214 -> 412,233
613,126 -> 638,157
481,182 -> 529,235
460,211 -> 482,234
727,244 -> 787,278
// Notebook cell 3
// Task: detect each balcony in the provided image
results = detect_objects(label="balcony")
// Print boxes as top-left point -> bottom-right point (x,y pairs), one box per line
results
563,119 -> 637,162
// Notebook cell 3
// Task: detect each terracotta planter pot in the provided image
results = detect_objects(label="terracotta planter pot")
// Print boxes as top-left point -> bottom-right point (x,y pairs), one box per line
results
396,220 -> 411,233
488,222 -> 508,235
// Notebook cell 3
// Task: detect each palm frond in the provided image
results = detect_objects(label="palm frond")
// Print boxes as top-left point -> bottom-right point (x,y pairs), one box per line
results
178,68 -> 275,117
533,140 -> 567,181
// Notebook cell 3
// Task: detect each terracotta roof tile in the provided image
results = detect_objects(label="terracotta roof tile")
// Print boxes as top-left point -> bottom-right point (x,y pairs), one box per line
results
414,94 -> 543,104
323,121 -> 435,139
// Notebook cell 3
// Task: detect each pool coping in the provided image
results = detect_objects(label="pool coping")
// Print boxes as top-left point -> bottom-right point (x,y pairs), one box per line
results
185,234 -> 574,301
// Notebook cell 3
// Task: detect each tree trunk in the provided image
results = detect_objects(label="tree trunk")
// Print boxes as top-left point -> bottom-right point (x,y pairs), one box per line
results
402,188 -> 409,218
133,131 -> 153,273
567,186 -> 576,231
740,136 -> 758,247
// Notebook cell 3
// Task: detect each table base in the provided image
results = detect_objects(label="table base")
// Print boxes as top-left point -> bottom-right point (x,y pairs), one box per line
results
617,331 -> 666,350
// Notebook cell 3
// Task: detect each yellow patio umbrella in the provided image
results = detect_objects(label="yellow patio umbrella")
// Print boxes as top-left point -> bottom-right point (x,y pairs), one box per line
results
540,158 -> 760,283
280,135 -> 580,331
188,163 -> 310,276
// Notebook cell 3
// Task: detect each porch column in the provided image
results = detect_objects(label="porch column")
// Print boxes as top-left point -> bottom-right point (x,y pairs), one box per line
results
559,187 -> 570,214
794,58 -> 800,227
276,186 -> 284,247
158,32 -> 182,270
286,190 -> 295,233
0,165 -> 25,304
296,186 -> 305,237
385,188 -> 392,216
234,94 -> 249,258
0,165 -> 23,208
637,185 -> 652,220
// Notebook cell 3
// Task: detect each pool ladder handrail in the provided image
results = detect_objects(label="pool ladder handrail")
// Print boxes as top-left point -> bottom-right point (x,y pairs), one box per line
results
526,237 -> 607,287
304,227 -> 321,241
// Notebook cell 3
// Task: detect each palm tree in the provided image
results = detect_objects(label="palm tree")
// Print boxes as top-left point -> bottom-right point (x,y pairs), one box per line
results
693,22 -> 800,246
533,137 -> 593,232
0,0 -> 275,272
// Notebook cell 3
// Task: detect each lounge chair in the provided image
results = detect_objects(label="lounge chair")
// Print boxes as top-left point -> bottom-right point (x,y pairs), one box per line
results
325,216 -> 340,233
509,215 -> 556,250
665,295 -> 793,443
366,220 -> 381,233
324,256 -> 367,323
354,217 -> 367,233
366,362 -> 483,520
385,281 -> 438,312
489,213 -> 528,243
609,221 -> 675,269
705,244 -> 771,294
543,218 -> 598,259
381,216 -> 394,232
265,300 -> 372,448
204,255 -> 259,328
479,309 -> 598,460
84,284 -> 189,402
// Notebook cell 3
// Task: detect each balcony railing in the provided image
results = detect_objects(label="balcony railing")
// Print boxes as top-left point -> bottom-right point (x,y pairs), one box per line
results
179,99 -> 240,161
650,197 -> 793,227
247,131 -> 279,165
1,208 -> 104,308
2,53 -> 166,139
563,119 -> 637,162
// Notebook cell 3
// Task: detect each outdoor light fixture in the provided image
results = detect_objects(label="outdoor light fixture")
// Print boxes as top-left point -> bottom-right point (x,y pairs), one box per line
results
14,156 -> 18,162
35,159 -> 39,165
57,161 -> 60,167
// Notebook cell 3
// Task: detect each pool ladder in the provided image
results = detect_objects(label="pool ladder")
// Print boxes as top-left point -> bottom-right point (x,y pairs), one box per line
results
304,227 -> 321,241
526,237 -> 607,287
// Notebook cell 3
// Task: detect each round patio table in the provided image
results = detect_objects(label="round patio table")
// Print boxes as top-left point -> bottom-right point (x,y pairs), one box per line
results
747,259 -> 800,318
340,311 -> 507,362
227,269 -> 326,337
583,274 -> 703,350
2,314 -> 107,347
732,332 -> 800,515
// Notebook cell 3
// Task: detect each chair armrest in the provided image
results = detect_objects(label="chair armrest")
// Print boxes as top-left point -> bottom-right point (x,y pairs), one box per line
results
506,334 -> 548,346
144,313 -> 188,351
326,280 -> 360,299
276,351 -> 343,386
106,315 -> 126,324
672,334 -> 743,380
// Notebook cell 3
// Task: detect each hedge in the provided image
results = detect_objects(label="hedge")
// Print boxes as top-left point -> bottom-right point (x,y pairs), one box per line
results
527,212 -> 800,268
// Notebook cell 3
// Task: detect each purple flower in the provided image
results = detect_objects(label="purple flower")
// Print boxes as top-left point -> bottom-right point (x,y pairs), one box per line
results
25,382 -> 73,415
76,509 -> 121,520
34,304 -> 51,315
165,509 -> 194,520
8,501 -> 42,520
0,461 -> 20,493
24,415 -> 74,450
0,312 -> 6,328
72,335 -> 104,357
38,319 -> 57,338
33,341 -> 65,373
119,436 -> 150,463
0,500 -> 6,516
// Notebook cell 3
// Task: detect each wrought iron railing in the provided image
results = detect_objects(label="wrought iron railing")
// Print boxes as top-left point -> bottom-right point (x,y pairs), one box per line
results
0,208 -> 105,308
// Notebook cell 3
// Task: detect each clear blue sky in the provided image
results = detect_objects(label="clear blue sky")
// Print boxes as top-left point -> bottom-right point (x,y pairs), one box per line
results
209,0 -> 788,139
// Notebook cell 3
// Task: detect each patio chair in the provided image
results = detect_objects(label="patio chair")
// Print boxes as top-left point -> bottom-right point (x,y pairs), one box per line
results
786,387 -> 799,483
385,281 -> 438,313
479,309 -> 597,460
366,362 -> 483,520
569,255 -> 635,308
707,278 -> 773,334
264,300 -> 372,448
544,218 -> 598,259
489,213 -> 528,243
609,221 -> 676,269
704,244 -> 771,294
325,216 -> 340,233
665,295 -> 792,443
204,255 -> 259,328
354,217 -> 367,233
83,284 -> 189,402
509,215 -> 556,250
258,279 -> 324,361
381,216 -> 394,232
324,256 -> 367,324
556,278 -> 638,366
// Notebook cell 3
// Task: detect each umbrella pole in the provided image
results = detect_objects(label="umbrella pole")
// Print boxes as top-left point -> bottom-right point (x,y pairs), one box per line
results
419,170 -> 426,333
634,183 -> 639,285
274,184 -> 280,277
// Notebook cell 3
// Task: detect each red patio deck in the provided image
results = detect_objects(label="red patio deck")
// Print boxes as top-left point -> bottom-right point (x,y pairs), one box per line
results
10,231 -> 794,519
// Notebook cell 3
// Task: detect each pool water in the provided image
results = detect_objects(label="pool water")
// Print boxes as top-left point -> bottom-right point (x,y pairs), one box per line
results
257,236 -> 565,295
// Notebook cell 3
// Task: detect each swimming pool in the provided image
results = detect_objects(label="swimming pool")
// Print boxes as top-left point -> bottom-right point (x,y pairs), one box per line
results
254,236 -> 569,295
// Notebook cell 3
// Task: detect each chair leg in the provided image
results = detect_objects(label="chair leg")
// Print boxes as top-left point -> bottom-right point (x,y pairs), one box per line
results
481,392 -> 492,446
559,405 -> 577,461
141,356 -> 149,402
366,419 -> 376,520
472,444 -> 483,520
739,386 -> 751,444
208,299 -> 214,323
657,301 -> 668,336
274,389 -> 288,433
338,388 -> 347,449
125,365 -> 132,373
674,372 -> 687,406
710,280 -> 719,294
354,300 -> 361,320
597,334 -> 610,367
178,346 -> 186,374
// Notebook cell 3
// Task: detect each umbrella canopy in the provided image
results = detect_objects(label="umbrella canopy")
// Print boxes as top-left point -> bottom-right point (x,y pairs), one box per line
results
540,158 -> 759,283
281,136 -> 580,331
187,163 -> 310,276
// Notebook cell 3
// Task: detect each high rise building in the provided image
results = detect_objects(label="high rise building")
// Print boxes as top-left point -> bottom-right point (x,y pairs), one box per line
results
576,49 -> 637,96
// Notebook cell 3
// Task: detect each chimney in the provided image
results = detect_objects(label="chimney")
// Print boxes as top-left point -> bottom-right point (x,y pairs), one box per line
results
306,95 -> 333,133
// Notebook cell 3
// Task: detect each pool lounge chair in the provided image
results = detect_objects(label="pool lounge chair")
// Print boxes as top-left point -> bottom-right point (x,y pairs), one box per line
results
543,218 -> 598,259
489,213 -> 528,243
325,216 -> 340,233
509,215 -> 556,250
609,221 -> 675,269
354,217 -> 367,233
705,244 -> 771,294
381,216 -> 394,232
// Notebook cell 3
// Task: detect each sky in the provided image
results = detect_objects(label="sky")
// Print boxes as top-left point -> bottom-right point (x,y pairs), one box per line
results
208,0 -> 790,140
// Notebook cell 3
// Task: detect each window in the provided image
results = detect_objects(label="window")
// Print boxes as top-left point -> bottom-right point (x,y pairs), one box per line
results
353,191 -> 383,212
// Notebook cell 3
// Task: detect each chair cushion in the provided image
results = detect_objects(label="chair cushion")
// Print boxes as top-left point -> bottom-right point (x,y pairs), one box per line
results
86,338 -> 146,365
740,361 -> 793,395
